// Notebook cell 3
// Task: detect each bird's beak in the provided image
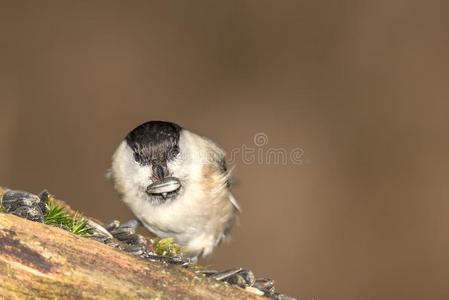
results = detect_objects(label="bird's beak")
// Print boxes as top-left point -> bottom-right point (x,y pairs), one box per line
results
146,177 -> 181,195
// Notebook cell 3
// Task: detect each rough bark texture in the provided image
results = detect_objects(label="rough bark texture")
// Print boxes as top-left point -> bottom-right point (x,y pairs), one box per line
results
0,187 -> 262,300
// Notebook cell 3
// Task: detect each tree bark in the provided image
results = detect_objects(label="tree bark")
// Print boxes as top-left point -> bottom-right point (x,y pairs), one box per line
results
0,187 -> 262,300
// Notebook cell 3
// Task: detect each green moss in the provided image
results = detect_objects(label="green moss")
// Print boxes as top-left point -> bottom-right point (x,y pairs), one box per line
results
44,198 -> 90,236
154,238 -> 182,257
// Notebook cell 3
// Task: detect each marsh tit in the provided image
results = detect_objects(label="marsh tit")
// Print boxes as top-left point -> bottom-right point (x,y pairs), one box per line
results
110,121 -> 239,257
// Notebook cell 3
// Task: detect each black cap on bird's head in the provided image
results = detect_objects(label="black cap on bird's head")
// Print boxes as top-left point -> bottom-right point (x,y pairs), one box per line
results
125,121 -> 183,197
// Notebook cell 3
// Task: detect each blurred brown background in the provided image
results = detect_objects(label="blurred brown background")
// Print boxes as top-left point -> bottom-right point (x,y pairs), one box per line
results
1,1 -> 449,299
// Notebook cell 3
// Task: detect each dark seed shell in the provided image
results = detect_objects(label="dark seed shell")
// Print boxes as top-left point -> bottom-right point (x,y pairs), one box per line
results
110,226 -> 136,240
253,278 -> 275,290
2,190 -> 41,212
11,206 -> 44,223
123,244 -> 145,256
269,292 -> 297,300
237,269 -> 256,286
226,274 -> 248,288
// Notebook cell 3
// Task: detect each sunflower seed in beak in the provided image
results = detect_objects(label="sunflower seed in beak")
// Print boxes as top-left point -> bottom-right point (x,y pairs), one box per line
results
146,177 -> 181,195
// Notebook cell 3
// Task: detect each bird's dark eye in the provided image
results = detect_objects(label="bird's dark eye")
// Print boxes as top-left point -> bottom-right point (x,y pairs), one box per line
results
133,152 -> 142,163
168,145 -> 180,159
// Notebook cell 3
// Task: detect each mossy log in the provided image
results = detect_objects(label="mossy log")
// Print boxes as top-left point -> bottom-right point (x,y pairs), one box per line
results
0,187 -> 262,299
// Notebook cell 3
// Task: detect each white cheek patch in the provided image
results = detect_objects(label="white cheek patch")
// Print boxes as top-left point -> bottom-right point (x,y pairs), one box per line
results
111,141 -> 152,204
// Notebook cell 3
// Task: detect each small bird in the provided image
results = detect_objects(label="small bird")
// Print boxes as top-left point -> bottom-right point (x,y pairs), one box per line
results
110,121 -> 239,258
